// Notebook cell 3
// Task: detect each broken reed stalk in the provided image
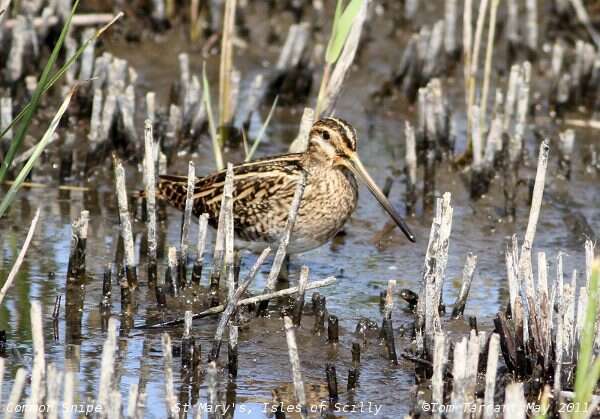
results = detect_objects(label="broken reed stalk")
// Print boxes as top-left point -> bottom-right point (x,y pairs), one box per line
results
258,171 -> 307,314
292,266 -> 310,326
404,121 -> 417,215
222,163 -> 235,301
283,316 -> 308,419
504,383 -> 526,419
462,0 -> 473,122
162,333 -> 178,419
479,0 -> 500,132
218,0 -> 237,134
143,120 -> 158,287
209,165 -> 233,306
180,161 -> 196,287
181,311 -> 194,373
228,325 -> 239,379
23,301 -> 45,419
143,276 -> 337,328
431,333 -> 446,419
209,248 -> 272,362
192,214 -> 209,285
67,210 -> 89,281
451,252 -> 478,318
483,333 -> 500,419
415,193 -> 453,352
113,155 -> 137,288
167,246 -> 178,296
0,208 -> 40,305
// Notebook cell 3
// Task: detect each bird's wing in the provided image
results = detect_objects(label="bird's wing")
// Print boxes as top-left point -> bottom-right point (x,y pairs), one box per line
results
157,154 -> 306,230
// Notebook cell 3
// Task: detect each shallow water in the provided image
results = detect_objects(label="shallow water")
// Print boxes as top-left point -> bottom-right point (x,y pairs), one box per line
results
1,4 -> 600,419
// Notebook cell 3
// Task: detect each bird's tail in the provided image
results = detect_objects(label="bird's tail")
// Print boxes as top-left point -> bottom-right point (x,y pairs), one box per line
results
136,175 -> 190,211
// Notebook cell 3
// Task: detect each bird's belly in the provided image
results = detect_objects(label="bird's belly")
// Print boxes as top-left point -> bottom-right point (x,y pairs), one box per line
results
232,168 -> 358,254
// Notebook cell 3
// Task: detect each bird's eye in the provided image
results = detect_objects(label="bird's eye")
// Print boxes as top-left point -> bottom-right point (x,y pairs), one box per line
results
322,130 -> 330,140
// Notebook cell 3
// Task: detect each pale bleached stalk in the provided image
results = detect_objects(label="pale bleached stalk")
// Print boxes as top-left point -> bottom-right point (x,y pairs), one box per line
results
483,333 -> 499,419
284,316 -> 308,419
180,161 -> 196,267
264,172 -> 307,292
464,330 -> 480,409
444,0 -> 457,57
143,120 -> 157,263
162,333 -> 177,418
113,157 -> 135,269
462,0 -> 472,130
449,337 -> 467,419
480,0 -> 500,133
467,0 -> 490,132
63,372 -> 75,419
4,368 -> 27,419
289,107 -> 315,153
451,252 -> 478,318
146,275 -> 335,328
218,0 -> 237,128
569,0 -> 600,49
0,208 -> 40,305
405,121 -> 417,185
24,301 -> 45,419
5,13 -> 116,29
383,279 -> 396,320
525,0 -> 538,51
196,213 -> 209,265
518,140 -> 550,307
46,364 -> 63,419
504,383 -> 526,419
223,163 -> 235,300
432,333 -> 446,419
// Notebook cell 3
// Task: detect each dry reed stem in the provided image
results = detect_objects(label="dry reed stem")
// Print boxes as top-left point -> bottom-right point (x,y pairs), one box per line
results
218,0 -> 237,129
0,208 -> 40,305
264,172 -> 307,292
480,0 -> 500,133
483,333 -> 500,419
283,316 -> 308,418
113,156 -> 136,270
143,120 -> 157,262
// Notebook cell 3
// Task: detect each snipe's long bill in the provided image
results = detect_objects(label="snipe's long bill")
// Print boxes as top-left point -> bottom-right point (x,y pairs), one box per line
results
156,117 -> 416,254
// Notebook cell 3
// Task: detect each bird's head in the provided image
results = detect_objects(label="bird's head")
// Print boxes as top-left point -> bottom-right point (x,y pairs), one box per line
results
307,117 -> 416,243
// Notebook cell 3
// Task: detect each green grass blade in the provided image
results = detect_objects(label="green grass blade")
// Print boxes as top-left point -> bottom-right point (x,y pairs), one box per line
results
325,0 -> 344,63
0,85 -> 79,218
0,11 -> 123,143
573,259 -> 600,419
0,0 -> 80,184
203,63 -> 224,170
246,96 -> 278,162
325,0 -> 363,64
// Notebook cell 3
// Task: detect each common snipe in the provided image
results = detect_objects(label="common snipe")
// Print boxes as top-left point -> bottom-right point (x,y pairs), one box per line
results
157,117 -> 415,253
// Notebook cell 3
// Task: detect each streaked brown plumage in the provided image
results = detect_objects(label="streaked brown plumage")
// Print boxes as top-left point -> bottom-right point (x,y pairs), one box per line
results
157,117 -> 415,253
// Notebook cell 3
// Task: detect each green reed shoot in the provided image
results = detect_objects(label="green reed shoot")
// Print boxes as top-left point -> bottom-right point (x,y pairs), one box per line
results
572,258 -> 600,419
315,0 -> 363,117
0,0 -> 80,184
0,85 -> 79,217
245,96 -> 278,162
0,7 -> 123,184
